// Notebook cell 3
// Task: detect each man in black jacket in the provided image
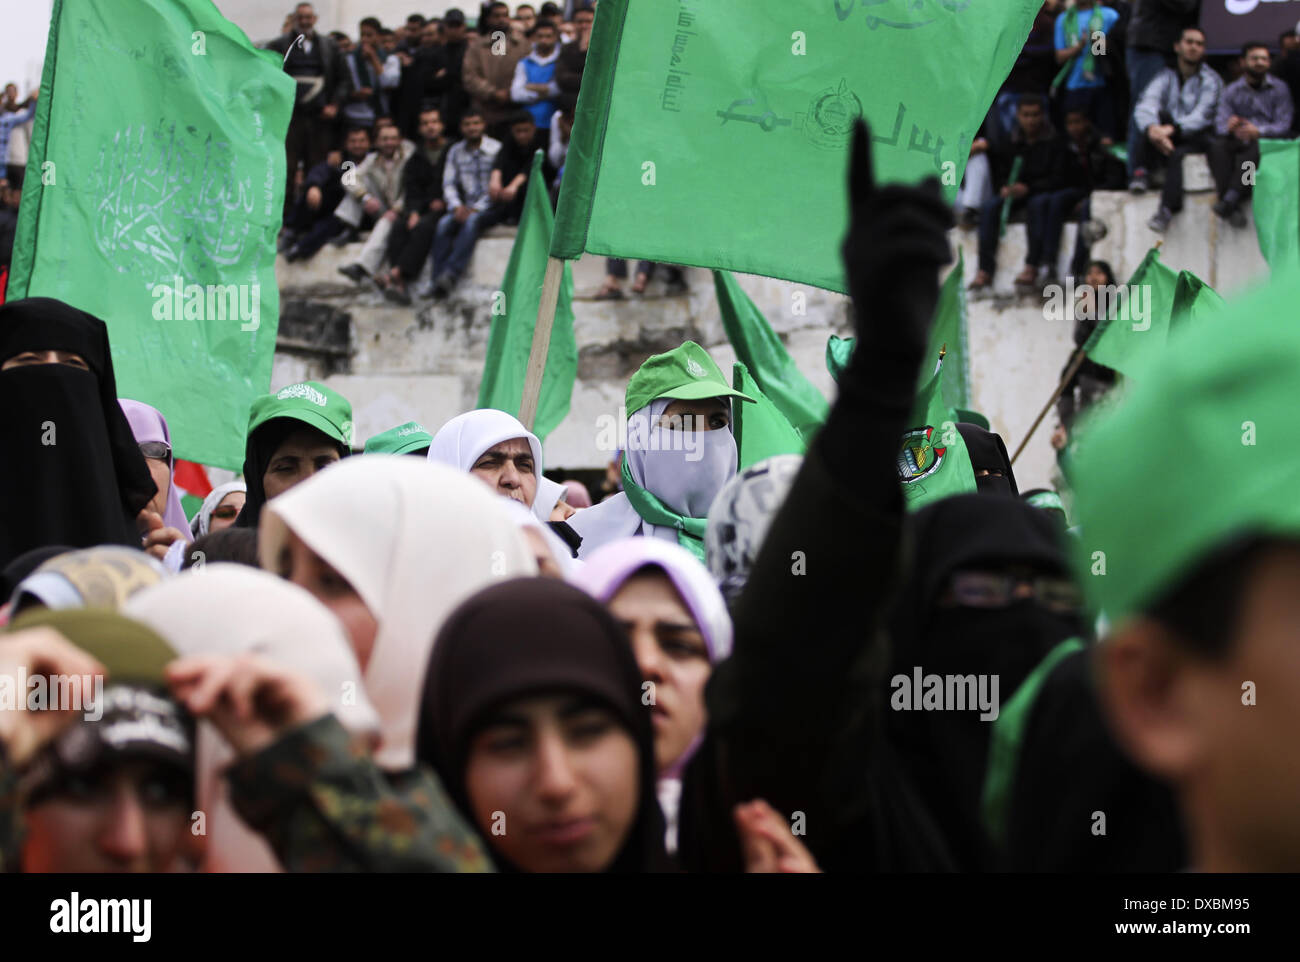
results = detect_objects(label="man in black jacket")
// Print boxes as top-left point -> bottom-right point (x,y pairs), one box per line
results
378,107 -> 452,304
282,127 -> 372,263
267,3 -> 352,216
970,95 -> 1068,293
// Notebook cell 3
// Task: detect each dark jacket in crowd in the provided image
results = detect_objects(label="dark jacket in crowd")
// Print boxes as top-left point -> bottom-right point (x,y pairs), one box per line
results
1125,0 -> 1199,54
429,39 -> 471,135
1002,4 -> 1063,95
394,45 -> 443,140
556,40 -> 587,95
491,131 -> 556,221
1063,130 -> 1128,191
266,30 -> 350,114
991,125 -> 1068,195
400,141 -> 451,217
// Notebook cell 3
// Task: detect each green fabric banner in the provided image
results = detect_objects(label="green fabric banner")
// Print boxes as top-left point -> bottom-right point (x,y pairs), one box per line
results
713,270 -> 828,441
553,0 -> 1039,293
1083,246 -> 1179,380
825,248 -> 970,411
1170,269 -> 1226,328
9,0 -> 294,469
730,360 -> 805,471
1254,139 -> 1300,275
477,151 -> 578,441
900,361 -> 976,510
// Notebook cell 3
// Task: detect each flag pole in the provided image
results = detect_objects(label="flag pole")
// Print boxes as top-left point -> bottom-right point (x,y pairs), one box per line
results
518,256 -> 564,430
1010,348 -> 1086,465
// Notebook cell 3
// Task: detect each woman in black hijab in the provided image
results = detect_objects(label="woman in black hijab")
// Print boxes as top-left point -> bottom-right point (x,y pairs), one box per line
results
0,298 -> 156,568
417,577 -> 667,873
956,422 -> 1019,496
885,493 -> 1086,869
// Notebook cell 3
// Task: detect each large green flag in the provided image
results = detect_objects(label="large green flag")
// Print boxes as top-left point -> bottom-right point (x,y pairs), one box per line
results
900,360 -> 976,510
1083,246 -> 1179,379
713,270 -> 828,440
825,249 -> 971,410
730,360 -> 805,470
477,151 -> 578,441
553,0 -> 1039,292
1254,139 -> 1300,274
9,0 -> 294,469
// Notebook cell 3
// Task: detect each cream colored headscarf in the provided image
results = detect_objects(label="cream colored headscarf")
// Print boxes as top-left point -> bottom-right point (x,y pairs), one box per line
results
124,563 -> 382,873
257,456 -> 538,769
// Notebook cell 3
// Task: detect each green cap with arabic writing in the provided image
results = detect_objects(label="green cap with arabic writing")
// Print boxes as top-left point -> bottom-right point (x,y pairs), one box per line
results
364,421 -> 432,455
248,381 -> 354,448
625,341 -> 755,416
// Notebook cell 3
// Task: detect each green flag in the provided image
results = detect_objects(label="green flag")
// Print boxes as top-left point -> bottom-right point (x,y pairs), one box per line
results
713,271 -> 828,440
824,249 -> 971,411
900,360 -> 977,510
1170,269 -> 1225,327
1083,246 -> 1179,379
553,0 -> 1040,292
731,360 -> 805,470
9,0 -> 294,469
1253,139 -> 1300,274
477,151 -> 578,441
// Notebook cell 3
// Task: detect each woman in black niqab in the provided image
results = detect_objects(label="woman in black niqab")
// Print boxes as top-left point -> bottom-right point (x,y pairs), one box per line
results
0,298 -> 156,567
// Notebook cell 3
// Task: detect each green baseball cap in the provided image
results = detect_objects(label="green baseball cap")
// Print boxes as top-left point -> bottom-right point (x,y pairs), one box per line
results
364,421 -> 432,455
1070,269 -> 1300,624
625,341 -> 755,415
248,381 -> 354,448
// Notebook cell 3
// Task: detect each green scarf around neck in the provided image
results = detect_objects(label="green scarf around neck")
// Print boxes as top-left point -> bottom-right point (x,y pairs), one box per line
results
620,457 -> 708,560
1065,5 -> 1104,82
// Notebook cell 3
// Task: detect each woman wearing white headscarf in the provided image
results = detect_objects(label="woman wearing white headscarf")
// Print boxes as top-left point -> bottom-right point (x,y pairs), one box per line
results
572,537 -> 732,853
427,409 -> 546,515
568,342 -> 753,562
257,456 -> 537,769
190,481 -> 248,538
124,564 -> 381,872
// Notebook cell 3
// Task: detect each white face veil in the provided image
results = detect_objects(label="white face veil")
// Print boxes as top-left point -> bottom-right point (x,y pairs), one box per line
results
624,398 -> 738,518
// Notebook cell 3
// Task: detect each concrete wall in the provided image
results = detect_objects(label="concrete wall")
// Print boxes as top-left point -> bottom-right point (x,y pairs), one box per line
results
272,155 -> 1273,492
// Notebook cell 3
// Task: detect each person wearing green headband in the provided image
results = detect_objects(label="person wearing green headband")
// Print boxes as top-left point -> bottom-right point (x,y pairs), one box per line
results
568,341 -> 754,562
1071,268 -> 1300,872
233,381 -> 354,528
363,421 -> 432,457
0,609 -> 195,873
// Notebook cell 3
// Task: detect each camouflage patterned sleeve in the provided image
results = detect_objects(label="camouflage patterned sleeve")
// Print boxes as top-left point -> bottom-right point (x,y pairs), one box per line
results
0,746 -> 22,873
226,713 -> 494,873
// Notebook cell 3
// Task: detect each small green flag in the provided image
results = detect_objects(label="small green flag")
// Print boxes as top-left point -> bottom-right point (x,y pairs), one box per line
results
713,271 -> 828,440
1083,246 -> 1179,379
824,249 -> 971,412
1170,269 -> 1226,327
899,360 -> 977,510
730,361 -> 805,470
477,151 -> 578,442
9,0 -> 294,469
553,0 -> 1040,292
1253,139 -> 1300,274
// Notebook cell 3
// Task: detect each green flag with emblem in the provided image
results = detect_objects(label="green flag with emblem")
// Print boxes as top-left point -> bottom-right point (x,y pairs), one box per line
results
8,0 -> 294,470
553,0 -> 1040,292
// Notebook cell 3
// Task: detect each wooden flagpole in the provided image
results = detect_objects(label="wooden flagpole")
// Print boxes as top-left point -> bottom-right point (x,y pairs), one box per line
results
1010,347 -> 1085,465
518,256 -> 565,430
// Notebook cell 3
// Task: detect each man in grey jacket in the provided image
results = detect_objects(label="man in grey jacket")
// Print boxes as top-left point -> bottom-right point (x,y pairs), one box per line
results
1124,0 -> 1201,180
1131,26 -> 1222,233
